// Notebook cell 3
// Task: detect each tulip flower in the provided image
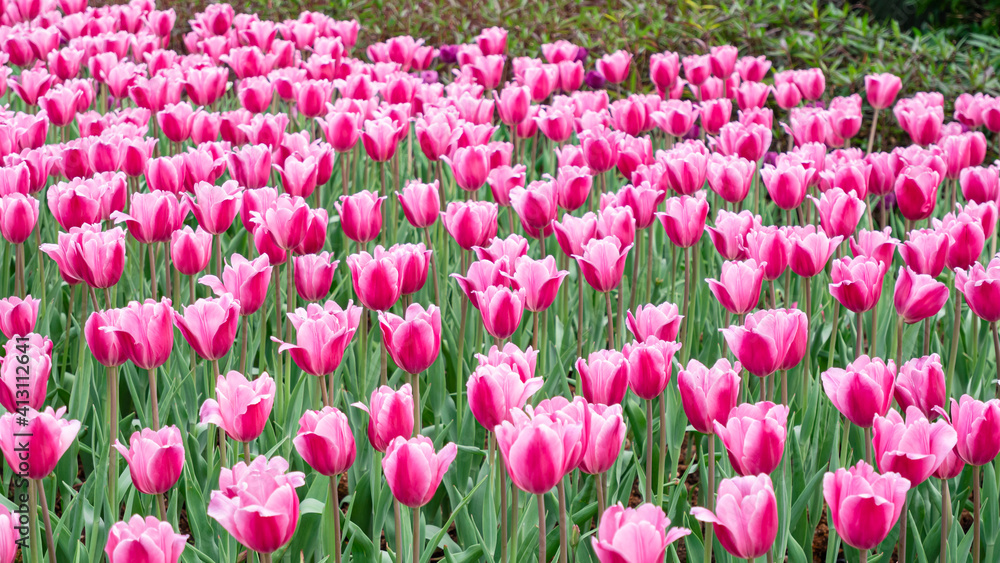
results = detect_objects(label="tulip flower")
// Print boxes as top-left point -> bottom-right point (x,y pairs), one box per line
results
293,407 -> 356,476
811,187 -> 865,239
828,256 -> 887,314
900,229 -> 949,278
504,255 -> 568,313
625,301 -> 683,343
706,259 -> 765,315
655,192 -> 709,250
293,252 -> 338,302
170,226 -> 212,277
382,435 -> 457,507
186,180 -> 241,236
0,295 -> 38,338
715,401 -> 789,475
761,156 -> 813,210
0,338 -> 50,412
662,145 -> 708,195
495,405 -> 584,494
935,210 -> 986,272
692,475 -> 778,560
706,209 -> 758,261
576,349 -> 630,405
623,338 -> 682,400
476,342 -> 539,381
949,394 -> 1000,467
580,403 -> 626,477
960,166 -> 999,205
706,154 -> 754,204
573,236 -> 632,294
207,456 -> 305,554
200,370 -> 275,443
894,164 -> 940,222
894,354 -> 946,420
467,363 -> 543,430
823,461 -> 910,552
0,406 -> 80,479
744,226 -> 790,283
173,294 -> 240,362
873,407 -> 957,487
0,193 -> 38,245
865,73 -> 903,109
894,266 -> 949,324
250,194 -> 311,251
397,180 -> 440,229
553,212 -> 599,259
721,308 -> 808,377
956,257 -> 1000,323
591,503 -> 690,563
678,358 -> 742,435
822,355 -> 896,429
113,426 -> 185,495
200,254 -> 273,316
788,226 -> 842,278
379,303 -> 440,375
475,285 -> 526,340
510,180 -> 559,236
353,384 -> 414,452
105,516 -> 187,563
442,201 -> 499,251
346,247 -> 404,312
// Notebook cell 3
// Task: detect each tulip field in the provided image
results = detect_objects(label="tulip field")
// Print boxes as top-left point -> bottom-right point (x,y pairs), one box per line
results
2,1 -> 1000,563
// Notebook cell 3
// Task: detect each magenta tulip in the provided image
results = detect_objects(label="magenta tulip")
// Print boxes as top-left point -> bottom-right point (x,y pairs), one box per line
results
105,516 -> 187,563
821,355 -> 896,428
894,266 -> 949,324
495,405 -> 584,494
678,358 -> 742,435
353,384 -> 415,453
706,259 -> 765,315
623,338 -> 683,400
293,407 -> 356,476
592,503 -> 690,563
691,474 -> 778,560
274,302 -> 361,377
173,294 -> 240,361
579,403 -> 626,475
894,354 -> 946,420
200,371 -> 275,443
721,308 -> 808,377
576,349 -> 630,405
823,461 -> 910,551
200,253 -> 273,316
949,394 -> 1000,466
467,363 -> 544,431
113,426 -> 185,495
872,407 -> 957,487
0,406 -> 80,479
715,401 -> 788,475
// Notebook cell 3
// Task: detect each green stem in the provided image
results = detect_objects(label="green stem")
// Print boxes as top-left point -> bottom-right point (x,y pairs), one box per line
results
557,480 -> 568,563
537,494 -> 546,563
704,436 -> 714,563
973,465 -> 981,563
645,398 -> 654,502
36,481 -> 55,563
332,475 -> 342,563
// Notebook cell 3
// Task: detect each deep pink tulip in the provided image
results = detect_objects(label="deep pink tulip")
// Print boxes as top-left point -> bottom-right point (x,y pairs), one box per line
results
156,102 -> 194,143
894,354 -> 946,420
173,294 -> 240,362
576,349 -> 630,405
894,164 -> 940,221
828,256 -> 887,313
200,370 -> 275,443
579,126 -> 621,174
510,180 -> 559,235
579,403 -> 625,475
699,98 -> 732,135
200,253 -> 272,315
623,338 -> 683,400
822,355 -> 896,428
113,191 -> 183,245
715,401 -> 788,475
346,247 -> 404,311
397,180 -> 440,229
949,394 -> 1000,466
706,209 -> 758,261
761,157 -> 813,210
597,50 -> 631,84
85,309 -> 129,367
382,435 -> 457,508
0,406 -> 80,479
274,154 -> 319,198
721,308 -> 808,377
657,192 -> 709,248
744,226 -> 790,281
811,187 -> 865,239
474,234 -> 529,265
476,343 -> 539,382
291,252 -> 337,302
0,193 -> 38,245
707,259 -> 765,315
336,190 -> 384,244
597,204 -> 636,247
445,145 -> 491,192
960,166 -> 999,205
651,100 -> 698,137
361,117 -> 402,162
823,461 -> 910,551
207,456 -> 305,554
0,295 -> 38,338
935,210 -> 986,271
715,122 -> 772,162
849,227 -> 898,267
186,180 -> 241,236
105,515 -> 187,563
788,226 -> 842,278
678,357 -> 743,435
607,182 -> 664,230
274,302 -> 360,376
626,301 -> 683,343
48,225 -> 125,289
494,84 -> 531,126
110,299 -> 174,370
553,212 -> 599,258
0,336 -> 50,412
495,405 -> 584,494
894,266 -> 949,324
170,226 -> 212,277
319,109 -> 362,153
379,303 -> 441,374
475,285 -> 526,340
353,384 -> 415,452
736,80 -> 770,111
490,165 -> 529,207
707,154 -> 754,204
865,73 -> 903,110
228,144 -> 273,190
293,407 -> 356,476
692,474 -> 778,560
113,426 -> 184,495
467,362 -> 543,430
610,97 -> 647,136
573,236 -> 632,293
873,407 -> 957,487
592,503 -> 690,563
649,52 -> 681,93
504,255 -> 568,312
442,201 -> 499,251
900,229 -> 949,278
662,145 -> 708,196
956,257 -> 1000,323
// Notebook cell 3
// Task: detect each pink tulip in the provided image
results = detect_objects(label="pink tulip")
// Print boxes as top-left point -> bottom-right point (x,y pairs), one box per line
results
935,210 -> 986,271
691,474 -> 778,560
651,100 -> 698,137
662,145 -> 708,196
956,257 -> 1000,323
275,154 -> 319,198
623,338 -> 683,400
894,354 -> 946,420
715,401 -> 788,475
626,301 -> 683,343
579,403 -> 626,475
822,355 -> 896,428
678,358 -> 741,435
474,234 -> 529,265
592,503 -> 690,563
553,212 -> 599,259
491,165 -> 529,208
200,254 -> 273,316
960,166 -> 999,205
475,285 -> 526,340
0,295 -> 38,338
706,154 -> 754,204
336,190 -> 384,244
173,294 -> 240,361
504,255 -> 568,312
788,226 -> 842,278
293,407 -> 356,476
873,407 -> 957,487
250,194 -> 311,251
397,180 -> 440,229
510,180 -> 559,235
576,349 -> 630,405
900,229 -> 949,278
274,302 -> 361,377
706,209 -> 758,261
445,145 -> 491,192
949,394 -> 1000,466
0,406 -> 80,479
200,370 -> 275,443
293,252 -> 338,302
823,461 -> 910,551
597,204 -> 636,247
721,308 -> 808,377
170,226 -> 212,277
849,227 -> 898,267
105,515 -> 186,563
761,156 -> 813,210
744,226 -> 790,281
207,456 -> 305,554
894,266 -> 949,324
657,192 -> 709,248
379,303 -> 441,374
382,435 -> 457,508
353,384 -> 414,452
346,247 -> 404,311
811,187 -> 865,239
442,201 -> 499,251
715,122 -> 772,162
597,50 -> 632,84
828,256 -> 887,313
113,426 -> 185,495
706,259 -> 765,315
574,236 -> 632,293
0,336 -> 50,412
0,194 -> 37,245
894,164 -> 940,222
495,405 -> 584,494
110,298 -> 174,370
649,52 -> 680,93
865,73 -> 903,110
579,126 -> 621,174
467,362 -> 543,430
494,84 -> 531,125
